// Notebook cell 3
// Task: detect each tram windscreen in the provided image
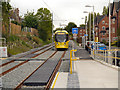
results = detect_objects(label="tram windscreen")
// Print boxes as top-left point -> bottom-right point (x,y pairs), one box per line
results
55,33 -> 68,42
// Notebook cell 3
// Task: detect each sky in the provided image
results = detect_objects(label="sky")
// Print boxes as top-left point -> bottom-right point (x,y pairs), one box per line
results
10,0 -> 114,29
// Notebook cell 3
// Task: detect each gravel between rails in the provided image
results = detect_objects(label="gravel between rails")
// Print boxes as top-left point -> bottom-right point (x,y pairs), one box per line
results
50,51 -> 64,60
34,46 -> 53,55
2,61 -> 43,89
0,59 -> 15,66
0,45 -> 53,66
1,61 -> 24,73
35,50 -> 55,59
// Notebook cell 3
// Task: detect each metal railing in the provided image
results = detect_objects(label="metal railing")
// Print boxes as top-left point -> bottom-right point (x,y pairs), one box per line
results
91,49 -> 120,67
70,49 -> 77,74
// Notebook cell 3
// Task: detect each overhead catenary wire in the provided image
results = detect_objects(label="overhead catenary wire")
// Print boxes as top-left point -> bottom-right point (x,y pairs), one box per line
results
41,0 -> 66,22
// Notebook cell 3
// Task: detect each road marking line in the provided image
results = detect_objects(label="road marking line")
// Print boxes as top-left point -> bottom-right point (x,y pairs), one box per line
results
51,72 -> 59,89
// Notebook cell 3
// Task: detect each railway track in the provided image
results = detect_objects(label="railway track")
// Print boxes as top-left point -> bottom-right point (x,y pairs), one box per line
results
14,51 -> 66,90
0,44 -> 52,68
0,45 -> 53,77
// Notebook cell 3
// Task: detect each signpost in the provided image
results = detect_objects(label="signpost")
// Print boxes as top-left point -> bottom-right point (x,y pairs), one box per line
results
72,28 -> 78,40
72,28 -> 78,34
84,34 -> 88,36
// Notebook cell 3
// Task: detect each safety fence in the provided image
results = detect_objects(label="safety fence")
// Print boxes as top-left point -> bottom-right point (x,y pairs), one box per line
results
91,49 -> 120,67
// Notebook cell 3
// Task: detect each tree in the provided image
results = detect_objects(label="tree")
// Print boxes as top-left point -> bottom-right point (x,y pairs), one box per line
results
102,6 -> 108,15
80,24 -> 85,27
65,22 -> 77,34
2,1 -> 12,38
36,8 -> 52,41
97,12 -> 100,16
23,12 -> 38,29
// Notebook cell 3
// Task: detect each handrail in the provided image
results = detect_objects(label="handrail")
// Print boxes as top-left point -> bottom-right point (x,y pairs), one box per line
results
70,49 -> 77,74
91,49 -> 120,66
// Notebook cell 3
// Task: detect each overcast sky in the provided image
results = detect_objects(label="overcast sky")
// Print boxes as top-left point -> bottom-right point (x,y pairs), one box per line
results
10,0 -> 114,29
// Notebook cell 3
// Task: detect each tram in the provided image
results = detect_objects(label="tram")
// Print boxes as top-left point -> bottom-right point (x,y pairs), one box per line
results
54,30 -> 69,50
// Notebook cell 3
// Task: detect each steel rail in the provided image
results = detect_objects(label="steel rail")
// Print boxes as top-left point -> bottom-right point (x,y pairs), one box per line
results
14,51 -> 58,90
45,51 -> 66,89
0,47 -> 52,77
0,44 -> 52,68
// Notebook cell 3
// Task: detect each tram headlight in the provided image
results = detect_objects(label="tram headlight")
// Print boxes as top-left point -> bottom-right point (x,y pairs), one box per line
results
64,42 -> 66,45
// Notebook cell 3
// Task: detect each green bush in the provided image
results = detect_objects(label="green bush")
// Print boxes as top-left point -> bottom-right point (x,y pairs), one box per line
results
27,34 -> 32,40
32,36 -> 43,44
7,35 -> 19,42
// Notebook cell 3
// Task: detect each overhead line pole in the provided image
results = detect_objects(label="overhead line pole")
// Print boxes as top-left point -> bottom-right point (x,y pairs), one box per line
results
109,0 -> 111,51
93,6 -> 95,43
52,13 -> 53,44
90,12 -> 91,41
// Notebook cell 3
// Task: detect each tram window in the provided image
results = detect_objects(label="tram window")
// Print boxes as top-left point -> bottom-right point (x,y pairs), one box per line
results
55,33 -> 67,42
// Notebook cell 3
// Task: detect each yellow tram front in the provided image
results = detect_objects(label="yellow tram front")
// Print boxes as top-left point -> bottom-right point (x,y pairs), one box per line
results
54,30 -> 69,49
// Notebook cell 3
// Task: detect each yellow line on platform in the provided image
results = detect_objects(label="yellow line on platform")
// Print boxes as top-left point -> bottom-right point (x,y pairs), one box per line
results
0,58 -> 7,60
51,72 -> 59,89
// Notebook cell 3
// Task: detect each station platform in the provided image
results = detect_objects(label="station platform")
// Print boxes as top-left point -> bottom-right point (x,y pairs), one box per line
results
51,60 -> 118,89
51,47 -> 118,89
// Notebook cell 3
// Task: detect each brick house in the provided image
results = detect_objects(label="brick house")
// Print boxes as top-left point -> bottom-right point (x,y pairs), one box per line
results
77,27 -> 86,43
94,15 -> 105,42
10,8 -> 21,23
77,27 -> 86,38
94,1 -> 120,43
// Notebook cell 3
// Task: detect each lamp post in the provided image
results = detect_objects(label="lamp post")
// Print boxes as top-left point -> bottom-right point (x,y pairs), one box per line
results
109,0 -> 111,51
81,17 -> 88,43
83,11 -> 91,41
52,13 -> 53,44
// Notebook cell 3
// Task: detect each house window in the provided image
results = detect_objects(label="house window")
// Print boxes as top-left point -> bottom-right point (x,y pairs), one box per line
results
105,23 -> 108,25
103,33 -> 105,35
102,20 -> 105,24
102,26 -> 105,30
112,27 -> 115,33
112,18 -> 115,24
96,32 -> 98,36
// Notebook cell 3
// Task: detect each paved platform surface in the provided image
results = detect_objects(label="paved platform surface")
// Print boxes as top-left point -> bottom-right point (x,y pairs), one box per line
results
51,45 -> 118,89
52,60 -> 118,89
74,60 -> 118,88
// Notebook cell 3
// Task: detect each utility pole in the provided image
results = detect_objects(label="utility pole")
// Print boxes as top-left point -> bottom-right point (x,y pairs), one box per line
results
86,21 -> 88,42
109,0 -> 111,51
0,1 -> 2,40
0,0 -> 2,88
89,12 -> 91,41
52,13 -> 53,44
93,6 -> 95,42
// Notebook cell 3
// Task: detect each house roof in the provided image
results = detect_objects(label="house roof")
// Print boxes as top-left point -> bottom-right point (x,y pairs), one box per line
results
107,3 -> 113,16
77,27 -> 85,30
111,1 -> 120,15
94,15 -> 105,25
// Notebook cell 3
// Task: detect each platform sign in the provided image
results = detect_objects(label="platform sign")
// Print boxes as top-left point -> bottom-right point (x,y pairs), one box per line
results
0,47 -> 7,57
84,34 -> 88,36
72,28 -> 78,34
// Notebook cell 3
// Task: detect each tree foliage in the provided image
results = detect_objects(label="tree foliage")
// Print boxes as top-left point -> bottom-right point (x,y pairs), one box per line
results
65,22 -> 77,34
23,12 -> 38,29
36,8 -> 52,41
2,1 -> 12,37
102,6 -> 108,15
2,1 -> 12,23
80,24 -> 85,27
22,8 -> 52,41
